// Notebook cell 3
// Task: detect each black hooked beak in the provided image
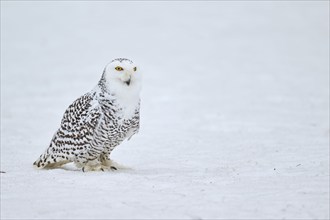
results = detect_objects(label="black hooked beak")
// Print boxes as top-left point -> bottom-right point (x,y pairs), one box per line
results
125,78 -> 131,86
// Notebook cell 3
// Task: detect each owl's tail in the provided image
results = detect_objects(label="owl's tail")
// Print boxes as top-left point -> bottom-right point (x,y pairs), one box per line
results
33,153 -> 49,169
33,154 -> 70,169
33,149 -> 69,169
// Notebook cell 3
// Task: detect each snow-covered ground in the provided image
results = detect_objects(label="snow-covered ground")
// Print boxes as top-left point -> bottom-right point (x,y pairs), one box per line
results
1,1 -> 329,219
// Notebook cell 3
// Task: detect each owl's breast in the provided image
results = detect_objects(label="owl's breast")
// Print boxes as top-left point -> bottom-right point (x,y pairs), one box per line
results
97,93 -> 139,145
101,113 -> 135,144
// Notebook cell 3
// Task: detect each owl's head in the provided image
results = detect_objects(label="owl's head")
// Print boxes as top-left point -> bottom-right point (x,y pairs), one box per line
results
102,58 -> 142,95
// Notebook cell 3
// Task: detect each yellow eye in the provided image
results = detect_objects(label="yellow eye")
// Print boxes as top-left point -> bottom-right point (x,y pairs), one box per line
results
115,66 -> 124,71
133,67 -> 137,71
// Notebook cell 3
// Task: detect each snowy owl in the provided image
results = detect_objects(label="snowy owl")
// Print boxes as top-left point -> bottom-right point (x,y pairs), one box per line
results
33,58 -> 142,171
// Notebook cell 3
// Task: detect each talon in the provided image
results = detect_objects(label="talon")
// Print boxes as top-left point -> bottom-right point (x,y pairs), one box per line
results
110,166 -> 117,170
101,168 -> 104,171
82,167 -> 85,172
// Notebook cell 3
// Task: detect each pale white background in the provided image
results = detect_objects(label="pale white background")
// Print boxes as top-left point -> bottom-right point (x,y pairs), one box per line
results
1,1 -> 329,219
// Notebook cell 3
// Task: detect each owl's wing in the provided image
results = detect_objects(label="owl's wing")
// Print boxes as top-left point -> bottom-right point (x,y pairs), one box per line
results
60,93 -> 101,133
33,93 -> 101,169
127,101 -> 140,141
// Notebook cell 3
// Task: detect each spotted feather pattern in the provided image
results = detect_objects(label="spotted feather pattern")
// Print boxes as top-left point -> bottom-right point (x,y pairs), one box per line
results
33,79 -> 140,170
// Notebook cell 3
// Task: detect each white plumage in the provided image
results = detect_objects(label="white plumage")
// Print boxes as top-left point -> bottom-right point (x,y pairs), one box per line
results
33,58 -> 142,171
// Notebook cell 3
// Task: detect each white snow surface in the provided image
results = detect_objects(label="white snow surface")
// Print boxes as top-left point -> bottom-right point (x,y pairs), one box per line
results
1,1 -> 329,219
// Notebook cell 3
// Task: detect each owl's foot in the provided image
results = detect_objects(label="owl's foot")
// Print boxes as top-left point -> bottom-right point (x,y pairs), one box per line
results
100,158 -> 119,170
82,164 -> 110,172
101,158 -> 115,168
80,159 -> 110,172
101,158 -> 131,170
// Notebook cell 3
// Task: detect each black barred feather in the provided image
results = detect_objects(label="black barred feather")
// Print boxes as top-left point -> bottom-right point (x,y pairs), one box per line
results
33,75 -> 140,170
